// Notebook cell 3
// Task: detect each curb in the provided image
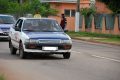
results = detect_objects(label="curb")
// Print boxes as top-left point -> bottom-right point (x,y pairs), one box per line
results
72,37 -> 120,46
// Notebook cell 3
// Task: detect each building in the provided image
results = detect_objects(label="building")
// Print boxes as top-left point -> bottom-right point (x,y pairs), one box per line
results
41,0 -> 90,31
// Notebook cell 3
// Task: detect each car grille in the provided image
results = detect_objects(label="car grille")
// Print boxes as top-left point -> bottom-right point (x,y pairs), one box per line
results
38,39 -> 61,44
0,33 -> 8,36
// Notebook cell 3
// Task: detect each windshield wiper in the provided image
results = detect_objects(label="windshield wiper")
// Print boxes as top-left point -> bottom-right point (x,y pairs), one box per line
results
23,29 -> 35,32
42,30 -> 54,32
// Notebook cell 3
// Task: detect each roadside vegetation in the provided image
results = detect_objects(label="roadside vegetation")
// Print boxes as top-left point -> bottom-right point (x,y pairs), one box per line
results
0,74 -> 5,80
0,0 -> 58,18
67,31 -> 120,45
98,0 -> 120,14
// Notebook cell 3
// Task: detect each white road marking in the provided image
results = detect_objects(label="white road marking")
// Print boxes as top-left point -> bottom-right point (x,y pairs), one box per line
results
72,50 -> 120,63
91,55 -> 120,63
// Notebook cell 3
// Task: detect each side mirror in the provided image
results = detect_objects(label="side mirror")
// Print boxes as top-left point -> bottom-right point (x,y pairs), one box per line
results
15,26 -> 20,31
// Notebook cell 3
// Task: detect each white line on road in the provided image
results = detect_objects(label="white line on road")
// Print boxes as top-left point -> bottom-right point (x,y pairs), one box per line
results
72,50 -> 120,63
91,55 -> 120,63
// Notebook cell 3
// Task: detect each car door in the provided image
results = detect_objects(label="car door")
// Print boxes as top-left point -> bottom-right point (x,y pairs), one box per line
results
12,19 -> 23,48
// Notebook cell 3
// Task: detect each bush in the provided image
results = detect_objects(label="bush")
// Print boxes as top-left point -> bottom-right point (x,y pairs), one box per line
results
0,0 -> 9,13
0,74 -> 5,80
80,7 -> 96,16
99,0 -> 120,14
0,0 -> 58,17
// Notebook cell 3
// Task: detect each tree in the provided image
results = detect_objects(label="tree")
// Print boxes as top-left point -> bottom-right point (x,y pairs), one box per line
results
99,0 -> 120,13
0,0 -> 58,17
0,0 -> 9,13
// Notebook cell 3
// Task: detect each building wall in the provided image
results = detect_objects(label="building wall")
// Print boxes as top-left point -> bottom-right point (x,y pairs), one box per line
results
48,1 -> 90,31
81,16 -> 120,35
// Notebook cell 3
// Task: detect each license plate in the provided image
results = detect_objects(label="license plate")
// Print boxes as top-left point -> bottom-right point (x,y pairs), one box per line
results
42,47 -> 58,51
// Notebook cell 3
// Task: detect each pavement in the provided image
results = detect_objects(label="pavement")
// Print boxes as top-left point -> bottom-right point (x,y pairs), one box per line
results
0,40 -> 120,80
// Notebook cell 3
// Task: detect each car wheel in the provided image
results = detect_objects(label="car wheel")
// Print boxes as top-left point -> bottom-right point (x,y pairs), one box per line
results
63,52 -> 71,59
19,42 -> 27,59
9,41 -> 17,55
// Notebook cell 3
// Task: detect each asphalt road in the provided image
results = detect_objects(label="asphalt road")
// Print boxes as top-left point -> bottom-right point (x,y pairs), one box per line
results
0,39 -> 120,80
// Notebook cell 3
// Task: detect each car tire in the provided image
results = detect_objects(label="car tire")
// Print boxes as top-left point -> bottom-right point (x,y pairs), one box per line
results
19,42 -> 27,59
9,41 -> 17,55
63,52 -> 71,59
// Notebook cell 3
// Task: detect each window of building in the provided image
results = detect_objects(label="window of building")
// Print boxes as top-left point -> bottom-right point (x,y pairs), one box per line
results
71,10 -> 75,17
64,9 -> 75,17
64,10 -> 70,17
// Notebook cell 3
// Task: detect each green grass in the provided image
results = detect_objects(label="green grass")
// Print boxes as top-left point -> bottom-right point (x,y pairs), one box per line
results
67,31 -> 120,45
67,31 -> 120,38
0,74 -> 5,80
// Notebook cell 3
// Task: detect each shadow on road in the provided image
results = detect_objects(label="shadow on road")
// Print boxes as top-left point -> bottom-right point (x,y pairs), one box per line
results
23,54 -> 63,60
0,41 -> 64,60
0,39 -> 9,42
0,52 -> 63,60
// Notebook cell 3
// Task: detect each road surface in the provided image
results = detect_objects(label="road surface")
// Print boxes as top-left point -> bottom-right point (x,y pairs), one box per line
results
0,39 -> 120,80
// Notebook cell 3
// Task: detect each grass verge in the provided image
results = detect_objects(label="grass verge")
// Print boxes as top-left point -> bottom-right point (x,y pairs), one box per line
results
0,74 -> 5,80
67,31 -> 120,45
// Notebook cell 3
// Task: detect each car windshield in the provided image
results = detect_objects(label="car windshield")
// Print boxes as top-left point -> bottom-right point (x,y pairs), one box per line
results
22,19 -> 63,32
0,16 -> 15,24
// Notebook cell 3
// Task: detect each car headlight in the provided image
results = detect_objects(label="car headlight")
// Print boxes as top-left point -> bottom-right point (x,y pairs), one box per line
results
61,40 -> 72,44
24,39 -> 38,49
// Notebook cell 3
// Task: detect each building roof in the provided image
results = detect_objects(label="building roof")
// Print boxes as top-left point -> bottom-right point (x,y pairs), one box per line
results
40,0 -> 78,3
40,0 -> 91,3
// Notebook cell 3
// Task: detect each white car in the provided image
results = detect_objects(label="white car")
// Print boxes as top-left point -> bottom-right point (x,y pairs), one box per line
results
9,17 -> 72,59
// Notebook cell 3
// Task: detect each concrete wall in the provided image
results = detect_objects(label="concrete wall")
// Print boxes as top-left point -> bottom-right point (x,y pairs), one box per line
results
80,15 -> 120,35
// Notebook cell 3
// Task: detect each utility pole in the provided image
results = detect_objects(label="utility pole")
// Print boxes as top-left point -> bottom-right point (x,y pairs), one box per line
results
76,0 -> 80,12
75,0 -> 80,32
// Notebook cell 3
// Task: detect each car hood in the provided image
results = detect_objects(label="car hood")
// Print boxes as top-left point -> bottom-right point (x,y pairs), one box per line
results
0,24 -> 14,29
24,32 -> 69,40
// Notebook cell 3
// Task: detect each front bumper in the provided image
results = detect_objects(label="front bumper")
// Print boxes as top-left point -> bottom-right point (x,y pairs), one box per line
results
23,39 -> 72,54
24,48 -> 71,54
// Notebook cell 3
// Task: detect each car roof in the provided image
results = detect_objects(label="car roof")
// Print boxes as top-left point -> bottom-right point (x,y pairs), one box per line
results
19,17 -> 56,21
0,14 -> 14,17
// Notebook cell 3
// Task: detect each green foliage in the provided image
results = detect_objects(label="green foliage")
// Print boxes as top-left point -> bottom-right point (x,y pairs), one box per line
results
0,74 -> 5,80
0,0 -> 58,17
99,0 -> 120,14
40,3 -> 58,17
7,2 -> 20,14
80,7 -> 96,16
80,7 -> 96,28
67,31 -> 120,39
0,0 -> 9,13
67,31 -> 120,44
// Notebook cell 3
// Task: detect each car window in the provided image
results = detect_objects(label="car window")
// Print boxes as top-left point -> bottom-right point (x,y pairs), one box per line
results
22,19 -> 63,32
15,19 -> 23,31
0,16 -> 15,24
